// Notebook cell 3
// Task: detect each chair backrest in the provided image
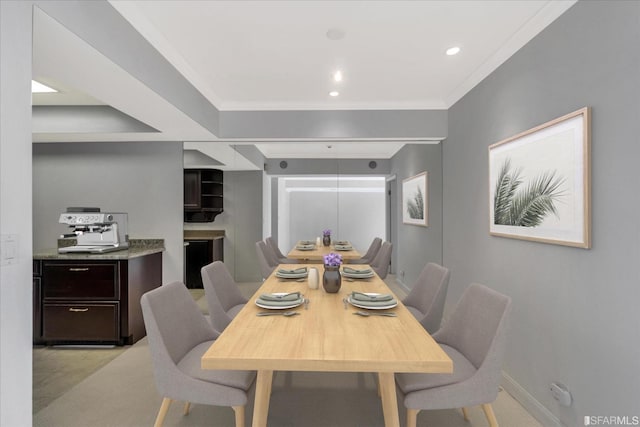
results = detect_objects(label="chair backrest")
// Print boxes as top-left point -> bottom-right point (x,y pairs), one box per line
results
256,241 -> 276,279
141,282 -> 218,392
361,237 -> 382,261
201,261 -> 248,332
370,241 -> 392,279
265,236 -> 286,259
433,283 -> 512,371
403,262 -> 450,333
261,240 -> 280,266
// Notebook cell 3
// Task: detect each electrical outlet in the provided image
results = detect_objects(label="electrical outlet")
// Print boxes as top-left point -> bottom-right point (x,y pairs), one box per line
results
399,270 -> 405,279
550,382 -> 572,407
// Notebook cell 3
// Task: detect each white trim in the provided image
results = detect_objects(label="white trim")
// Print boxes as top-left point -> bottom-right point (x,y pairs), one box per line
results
501,371 -> 564,427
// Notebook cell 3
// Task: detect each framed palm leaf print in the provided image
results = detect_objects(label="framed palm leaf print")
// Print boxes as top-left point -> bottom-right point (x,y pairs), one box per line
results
489,107 -> 591,248
402,172 -> 428,227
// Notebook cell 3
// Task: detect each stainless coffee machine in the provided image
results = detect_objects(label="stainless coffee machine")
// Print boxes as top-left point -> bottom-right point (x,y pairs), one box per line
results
58,210 -> 130,254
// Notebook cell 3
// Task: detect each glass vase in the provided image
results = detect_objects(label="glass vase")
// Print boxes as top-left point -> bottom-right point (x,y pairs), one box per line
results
322,265 -> 342,293
322,235 -> 331,247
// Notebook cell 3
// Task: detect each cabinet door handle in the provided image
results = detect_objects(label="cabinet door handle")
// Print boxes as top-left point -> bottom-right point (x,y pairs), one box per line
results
68,268 -> 89,272
69,307 -> 89,312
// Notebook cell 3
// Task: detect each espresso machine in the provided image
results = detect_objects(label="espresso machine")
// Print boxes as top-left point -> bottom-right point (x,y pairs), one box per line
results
58,210 -> 130,254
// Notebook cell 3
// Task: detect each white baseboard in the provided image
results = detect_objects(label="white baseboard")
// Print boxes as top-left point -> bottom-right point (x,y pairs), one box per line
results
502,371 -> 565,427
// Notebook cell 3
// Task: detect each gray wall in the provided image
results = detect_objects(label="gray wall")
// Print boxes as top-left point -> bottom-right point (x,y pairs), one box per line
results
221,109 -> 447,139
443,1 -> 640,425
185,170 -> 263,282
33,142 -> 184,284
390,144 -> 443,288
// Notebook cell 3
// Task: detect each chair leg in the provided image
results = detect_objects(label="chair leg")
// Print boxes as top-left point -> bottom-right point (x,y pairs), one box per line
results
154,398 -> 172,427
406,408 -> 420,427
233,405 -> 245,427
461,407 -> 470,421
183,402 -> 191,415
481,403 -> 498,427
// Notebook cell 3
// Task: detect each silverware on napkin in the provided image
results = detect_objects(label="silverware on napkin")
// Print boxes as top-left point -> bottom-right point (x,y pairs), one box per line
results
256,311 -> 300,317
353,311 -> 397,317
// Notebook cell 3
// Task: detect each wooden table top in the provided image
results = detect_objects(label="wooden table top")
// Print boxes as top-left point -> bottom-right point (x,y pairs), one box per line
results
287,241 -> 362,261
201,264 -> 452,374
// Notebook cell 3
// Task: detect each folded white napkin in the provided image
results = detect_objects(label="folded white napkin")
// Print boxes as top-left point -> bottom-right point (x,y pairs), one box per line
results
259,292 -> 301,302
343,267 -> 372,274
277,267 -> 308,274
351,292 -> 393,302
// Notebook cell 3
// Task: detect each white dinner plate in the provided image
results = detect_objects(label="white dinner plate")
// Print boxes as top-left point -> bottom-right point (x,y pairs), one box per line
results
347,293 -> 398,310
334,245 -> 353,251
256,293 -> 305,310
295,245 -> 315,251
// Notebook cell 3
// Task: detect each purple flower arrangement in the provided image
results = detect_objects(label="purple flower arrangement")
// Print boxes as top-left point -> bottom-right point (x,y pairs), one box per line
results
322,229 -> 332,236
323,252 -> 343,267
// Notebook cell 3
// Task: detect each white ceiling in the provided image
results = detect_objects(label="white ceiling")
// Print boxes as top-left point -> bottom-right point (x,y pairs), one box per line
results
111,0 -> 574,111
33,0 -> 576,166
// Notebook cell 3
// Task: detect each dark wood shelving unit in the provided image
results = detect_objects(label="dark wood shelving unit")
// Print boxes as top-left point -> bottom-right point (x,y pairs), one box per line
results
184,169 -> 223,222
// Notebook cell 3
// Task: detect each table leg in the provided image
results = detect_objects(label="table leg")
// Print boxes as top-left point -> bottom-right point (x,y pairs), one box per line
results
378,372 -> 400,427
251,370 -> 274,427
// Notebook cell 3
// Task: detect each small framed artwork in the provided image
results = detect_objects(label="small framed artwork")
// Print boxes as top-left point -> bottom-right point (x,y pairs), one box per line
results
489,107 -> 591,248
402,171 -> 428,227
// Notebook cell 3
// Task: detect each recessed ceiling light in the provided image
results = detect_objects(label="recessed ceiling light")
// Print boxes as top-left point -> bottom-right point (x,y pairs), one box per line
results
326,28 -> 346,41
333,70 -> 343,82
31,80 -> 57,93
329,91 -> 339,97
446,46 -> 461,56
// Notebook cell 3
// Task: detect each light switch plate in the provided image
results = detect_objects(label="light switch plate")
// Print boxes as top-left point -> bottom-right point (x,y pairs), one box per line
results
1,234 -> 19,266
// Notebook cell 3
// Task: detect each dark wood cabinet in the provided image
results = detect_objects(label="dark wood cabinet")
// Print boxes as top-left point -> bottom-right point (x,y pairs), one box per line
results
33,253 -> 162,346
183,169 -> 202,209
184,237 -> 224,288
42,303 -> 119,342
184,169 -> 223,222
33,260 -> 42,343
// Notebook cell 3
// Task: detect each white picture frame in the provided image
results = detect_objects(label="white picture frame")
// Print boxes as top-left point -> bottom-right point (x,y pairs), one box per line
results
402,171 -> 428,227
488,107 -> 591,248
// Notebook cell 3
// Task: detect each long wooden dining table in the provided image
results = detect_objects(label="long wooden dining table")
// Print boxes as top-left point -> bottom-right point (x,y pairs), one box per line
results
201,264 -> 453,427
287,240 -> 362,262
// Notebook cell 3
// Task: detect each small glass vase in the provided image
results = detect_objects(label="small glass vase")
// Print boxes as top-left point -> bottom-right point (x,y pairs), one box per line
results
322,265 -> 342,293
322,235 -> 331,247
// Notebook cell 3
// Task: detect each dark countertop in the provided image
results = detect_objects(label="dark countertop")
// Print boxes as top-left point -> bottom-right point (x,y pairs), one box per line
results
33,239 -> 164,261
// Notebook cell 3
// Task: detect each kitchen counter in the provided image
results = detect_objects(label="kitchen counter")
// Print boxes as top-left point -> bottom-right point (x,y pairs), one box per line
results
183,230 -> 225,240
33,239 -> 164,345
33,239 -> 164,261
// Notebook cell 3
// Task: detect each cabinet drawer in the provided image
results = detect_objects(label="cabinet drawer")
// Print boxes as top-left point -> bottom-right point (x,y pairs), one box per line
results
43,303 -> 119,342
43,263 -> 119,299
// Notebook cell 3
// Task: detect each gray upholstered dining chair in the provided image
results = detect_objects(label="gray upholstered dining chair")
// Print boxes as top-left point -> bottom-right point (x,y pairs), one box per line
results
201,261 -> 249,332
395,283 -> 512,427
140,281 -> 255,427
350,237 -> 382,265
370,241 -> 392,279
402,262 -> 450,333
265,236 -> 298,264
255,240 -> 277,280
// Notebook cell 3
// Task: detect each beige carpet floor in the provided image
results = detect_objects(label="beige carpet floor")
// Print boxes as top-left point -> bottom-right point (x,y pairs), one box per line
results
33,278 -> 543,427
